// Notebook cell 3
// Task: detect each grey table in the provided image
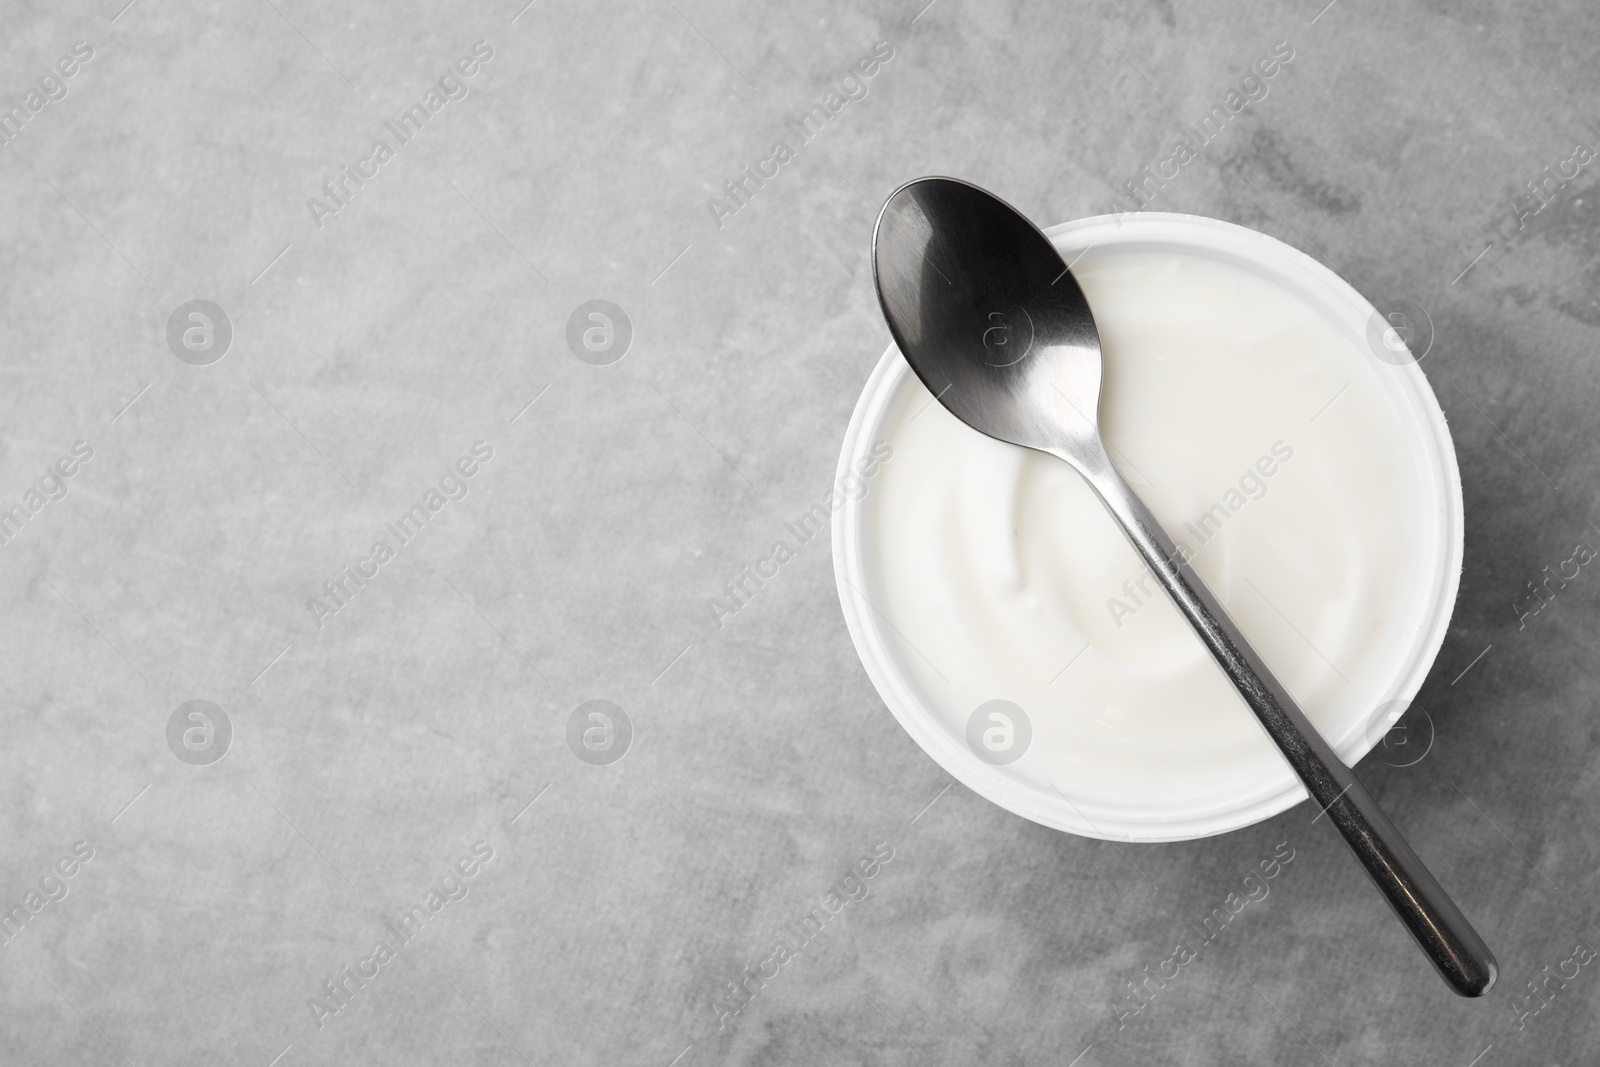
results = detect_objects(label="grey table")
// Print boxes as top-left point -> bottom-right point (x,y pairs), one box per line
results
1,1 -> 1596,1064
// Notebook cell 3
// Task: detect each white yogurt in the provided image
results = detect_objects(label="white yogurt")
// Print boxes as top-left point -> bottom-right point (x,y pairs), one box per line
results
836,214 -> 1461,840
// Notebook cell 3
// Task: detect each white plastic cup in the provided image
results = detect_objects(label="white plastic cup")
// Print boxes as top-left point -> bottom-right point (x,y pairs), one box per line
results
832,212 -> 1463,843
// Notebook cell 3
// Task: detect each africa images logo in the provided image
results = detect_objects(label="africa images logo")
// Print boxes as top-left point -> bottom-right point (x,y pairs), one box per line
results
304,41 -> 496,230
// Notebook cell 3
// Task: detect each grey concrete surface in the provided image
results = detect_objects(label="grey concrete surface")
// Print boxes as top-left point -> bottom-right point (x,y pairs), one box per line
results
0,0 -> 1597,1064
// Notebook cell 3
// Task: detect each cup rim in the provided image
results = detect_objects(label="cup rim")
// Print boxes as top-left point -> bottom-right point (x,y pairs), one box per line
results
832,210 -> 1464,842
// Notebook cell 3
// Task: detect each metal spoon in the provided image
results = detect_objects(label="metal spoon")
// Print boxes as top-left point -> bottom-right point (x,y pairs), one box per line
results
871,175 -> 1496,997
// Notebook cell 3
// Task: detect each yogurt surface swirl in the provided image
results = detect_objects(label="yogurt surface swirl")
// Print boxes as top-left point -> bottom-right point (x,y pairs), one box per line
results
861,239 -> 1445,820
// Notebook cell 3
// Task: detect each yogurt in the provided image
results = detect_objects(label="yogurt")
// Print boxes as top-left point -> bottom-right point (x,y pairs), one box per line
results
836,213 -> 1461,841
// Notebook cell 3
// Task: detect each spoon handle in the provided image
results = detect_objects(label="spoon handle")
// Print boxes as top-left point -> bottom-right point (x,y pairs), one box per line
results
1081,453 -> 1496,997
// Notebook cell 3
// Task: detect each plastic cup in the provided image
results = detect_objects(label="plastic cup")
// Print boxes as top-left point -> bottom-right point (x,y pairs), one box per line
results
832,212 -> 1462,842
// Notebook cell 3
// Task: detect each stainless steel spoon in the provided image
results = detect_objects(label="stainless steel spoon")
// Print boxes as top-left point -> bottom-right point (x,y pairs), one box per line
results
871,175 -> 1496,997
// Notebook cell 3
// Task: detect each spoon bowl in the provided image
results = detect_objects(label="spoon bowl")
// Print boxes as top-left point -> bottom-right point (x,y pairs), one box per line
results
873,178 -> 1105,460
